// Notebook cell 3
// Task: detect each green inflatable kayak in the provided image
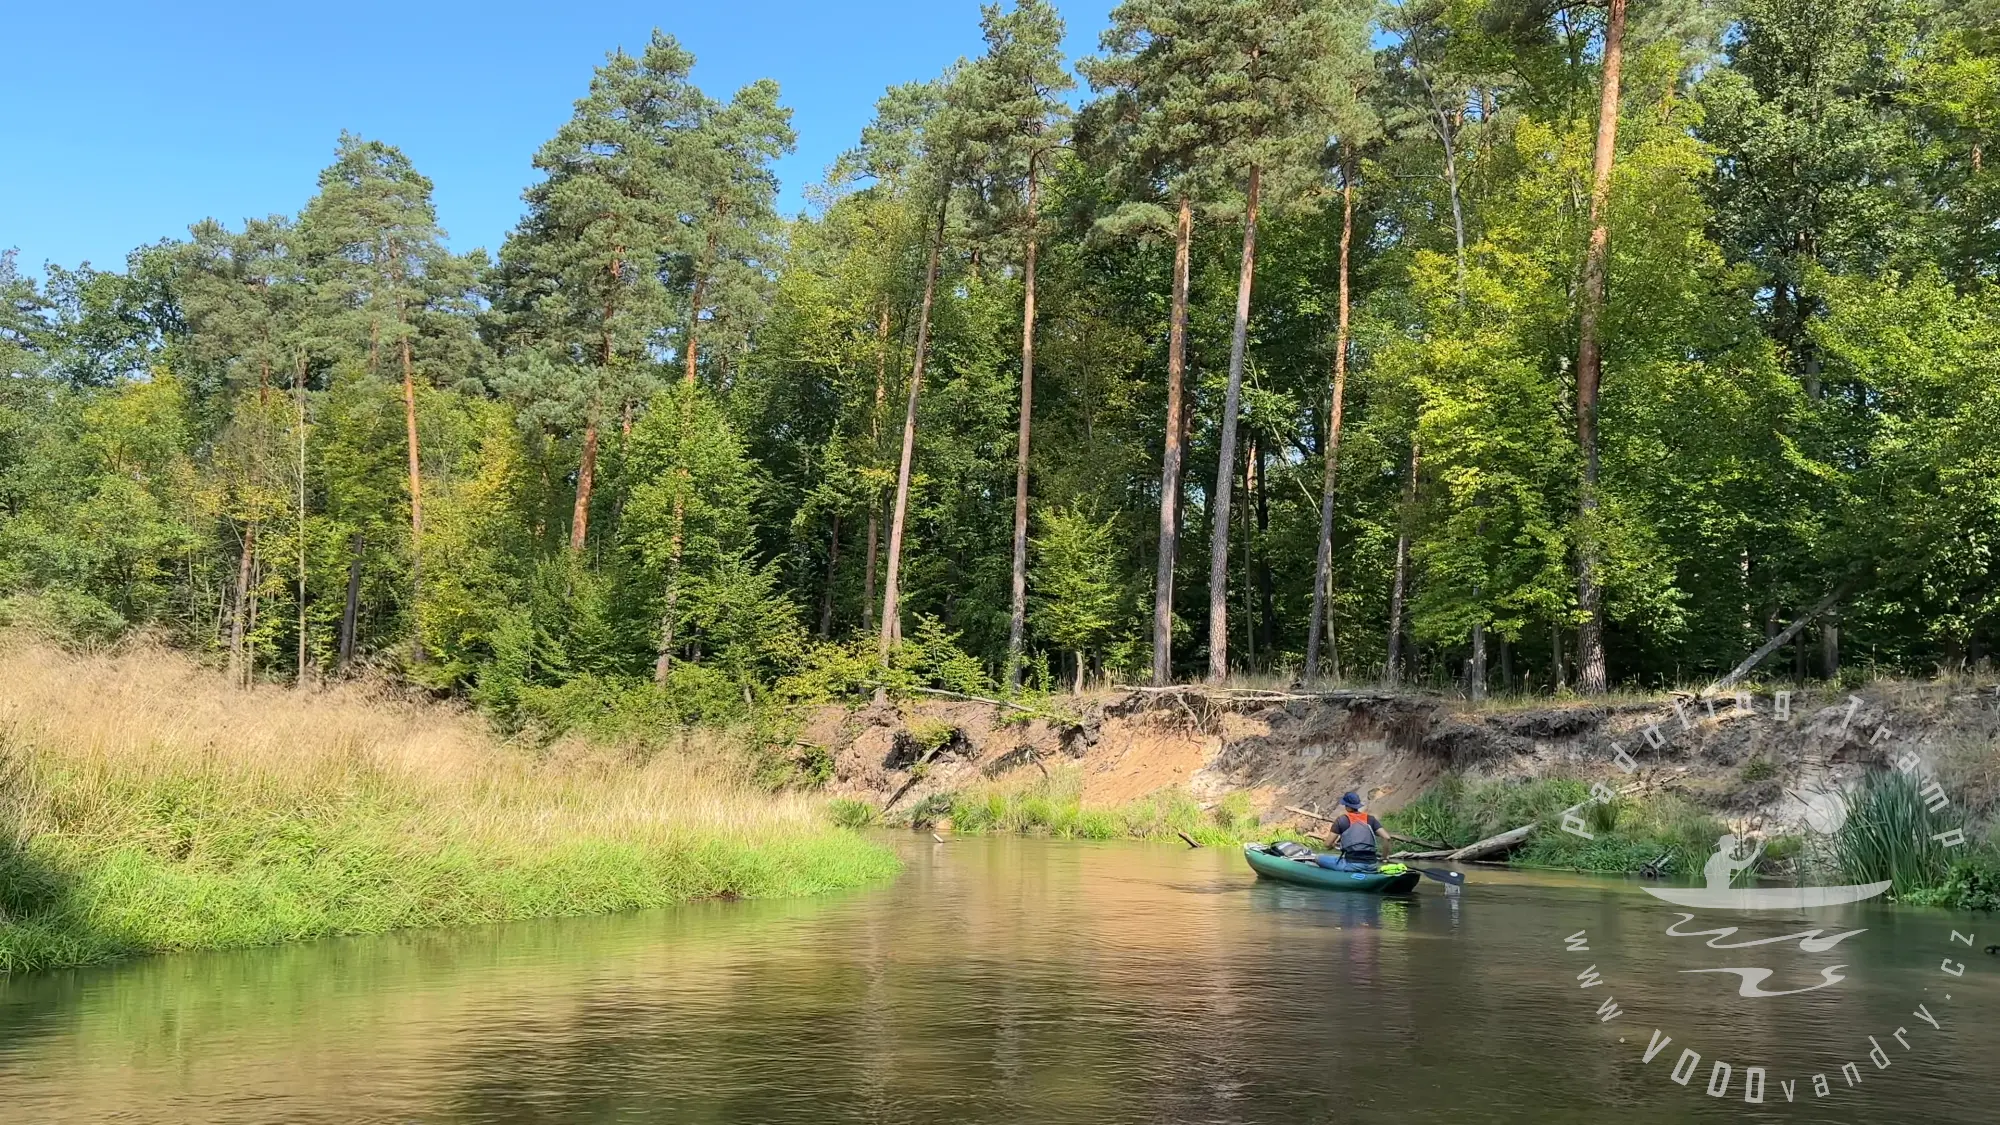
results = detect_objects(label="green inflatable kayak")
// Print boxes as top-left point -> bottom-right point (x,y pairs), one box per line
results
1243,843 -> 1422,894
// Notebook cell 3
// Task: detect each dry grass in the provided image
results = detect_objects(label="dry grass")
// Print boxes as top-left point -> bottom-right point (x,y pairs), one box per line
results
0,636 -> 897,972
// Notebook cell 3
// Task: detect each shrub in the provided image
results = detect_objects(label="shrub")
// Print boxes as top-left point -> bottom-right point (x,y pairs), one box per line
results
1586,796 -> 1624,835
906,718 -> 959,756
1832,771 -> 1969,898
1386,776 -> 1477,847
751,742 -> 835,791
907,792 -> 954,830
1210,791 -> 1260,837
1741,757 -> 1777,783
1762,834 -> 1805,864
827,798 -> 877,830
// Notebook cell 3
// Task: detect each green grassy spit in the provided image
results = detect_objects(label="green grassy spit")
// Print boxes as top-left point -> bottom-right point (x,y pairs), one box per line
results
0,806 -> 896,974
0,642 -> 899,975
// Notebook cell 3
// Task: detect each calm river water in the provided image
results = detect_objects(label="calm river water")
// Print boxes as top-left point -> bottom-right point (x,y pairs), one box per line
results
1,837 -> 1994,1123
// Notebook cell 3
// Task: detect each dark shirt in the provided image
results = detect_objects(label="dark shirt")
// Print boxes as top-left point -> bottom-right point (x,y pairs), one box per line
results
1333,812 -> 1381,857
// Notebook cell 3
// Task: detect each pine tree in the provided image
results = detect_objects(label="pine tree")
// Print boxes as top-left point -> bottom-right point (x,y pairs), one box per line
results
671,78 -> 795,386
840,79 -> 959,662
298,134 -> 478,664
1089,0 -> 1360,683
490,32 -> 701,555
954,0 -> 1074,690
1083,1 -> 1228,686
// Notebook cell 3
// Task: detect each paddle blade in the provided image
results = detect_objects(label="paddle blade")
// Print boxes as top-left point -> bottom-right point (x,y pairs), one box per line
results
1414,867 -> 1466,887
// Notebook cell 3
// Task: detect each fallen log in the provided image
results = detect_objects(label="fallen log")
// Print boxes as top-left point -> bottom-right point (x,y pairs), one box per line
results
1707,579 -> 1857,693
903,685 -> 1055,718
1448,823 -> 1536,862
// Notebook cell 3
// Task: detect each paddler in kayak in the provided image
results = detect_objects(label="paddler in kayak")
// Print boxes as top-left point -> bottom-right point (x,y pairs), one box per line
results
1316,792 -> 1383,872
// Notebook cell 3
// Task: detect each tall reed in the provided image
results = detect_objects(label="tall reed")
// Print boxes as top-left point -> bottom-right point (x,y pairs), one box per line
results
1830,771 -> 1966,896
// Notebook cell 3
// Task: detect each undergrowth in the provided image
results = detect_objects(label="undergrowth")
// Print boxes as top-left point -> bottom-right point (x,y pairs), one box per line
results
1384,774 -> 1728,877
891,771 -> 1276,847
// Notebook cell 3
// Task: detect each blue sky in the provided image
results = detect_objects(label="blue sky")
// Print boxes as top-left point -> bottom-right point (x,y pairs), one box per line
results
4,0 -> 1116,276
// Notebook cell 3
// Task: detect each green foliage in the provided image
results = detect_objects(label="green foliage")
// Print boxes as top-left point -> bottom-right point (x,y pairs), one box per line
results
1029,506 -> 1124,681
2,0 -> 1996,721
1904,856 -> 2000,913
905,717 -> 959,755
1831,770 -> 1975,900
752,741 -> 836,792
1389,774 -> 1728,876
1763,834 -> 1805,865
894,617 -> 997,697
939,770 -> 1265,846
827,798 -> 879,830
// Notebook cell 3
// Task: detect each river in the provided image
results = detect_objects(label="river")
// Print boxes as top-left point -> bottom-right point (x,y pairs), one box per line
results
1,837 -> 1993,1123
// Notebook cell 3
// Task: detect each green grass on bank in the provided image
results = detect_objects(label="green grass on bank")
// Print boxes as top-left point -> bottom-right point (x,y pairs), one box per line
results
846,771 -> 1281,847
1382,770 -> 2000,911
0,642 -> 899,975
1383,775 -> 1734,876
0,801 -> 897,974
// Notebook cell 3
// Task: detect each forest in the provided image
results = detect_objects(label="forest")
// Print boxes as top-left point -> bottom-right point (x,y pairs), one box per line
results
2,0 -> 1997,732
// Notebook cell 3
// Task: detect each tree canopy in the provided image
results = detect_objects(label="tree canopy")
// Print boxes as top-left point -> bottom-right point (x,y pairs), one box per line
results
4,1 -> 1996,719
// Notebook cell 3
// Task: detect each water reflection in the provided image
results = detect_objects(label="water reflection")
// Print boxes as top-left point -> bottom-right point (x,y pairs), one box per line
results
0,838 -> 1992,1123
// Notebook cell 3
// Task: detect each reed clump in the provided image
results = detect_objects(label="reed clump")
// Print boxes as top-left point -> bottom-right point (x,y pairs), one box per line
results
1827,770 -> 2000,909
0,638 -> 897,973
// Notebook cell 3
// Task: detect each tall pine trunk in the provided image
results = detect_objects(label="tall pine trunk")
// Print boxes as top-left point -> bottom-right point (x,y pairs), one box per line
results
684,238 -> 714,386
576,257 -> 621,557
1252,438 -> 1275,660
652,251 -> 714,684
862,301 -> 890,635
1151,197 -> 1194,686
229,523 -> 257,687
569,417 -> 598,553
818,513 -> 841,638
1305,158 -> 1356,683
1573,0 -> 1627,696
654,378 -> 701,685
1005,162 -> 1041,692
878,201 -> 948,660
1206,166 -> 1262,683
1438,103 -> 1484,700
296,349 -> 309,685
339,532 -> 363,672
401,338 -> 425,662
1386,441 -> 1419,686
862,508 -> 880,635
